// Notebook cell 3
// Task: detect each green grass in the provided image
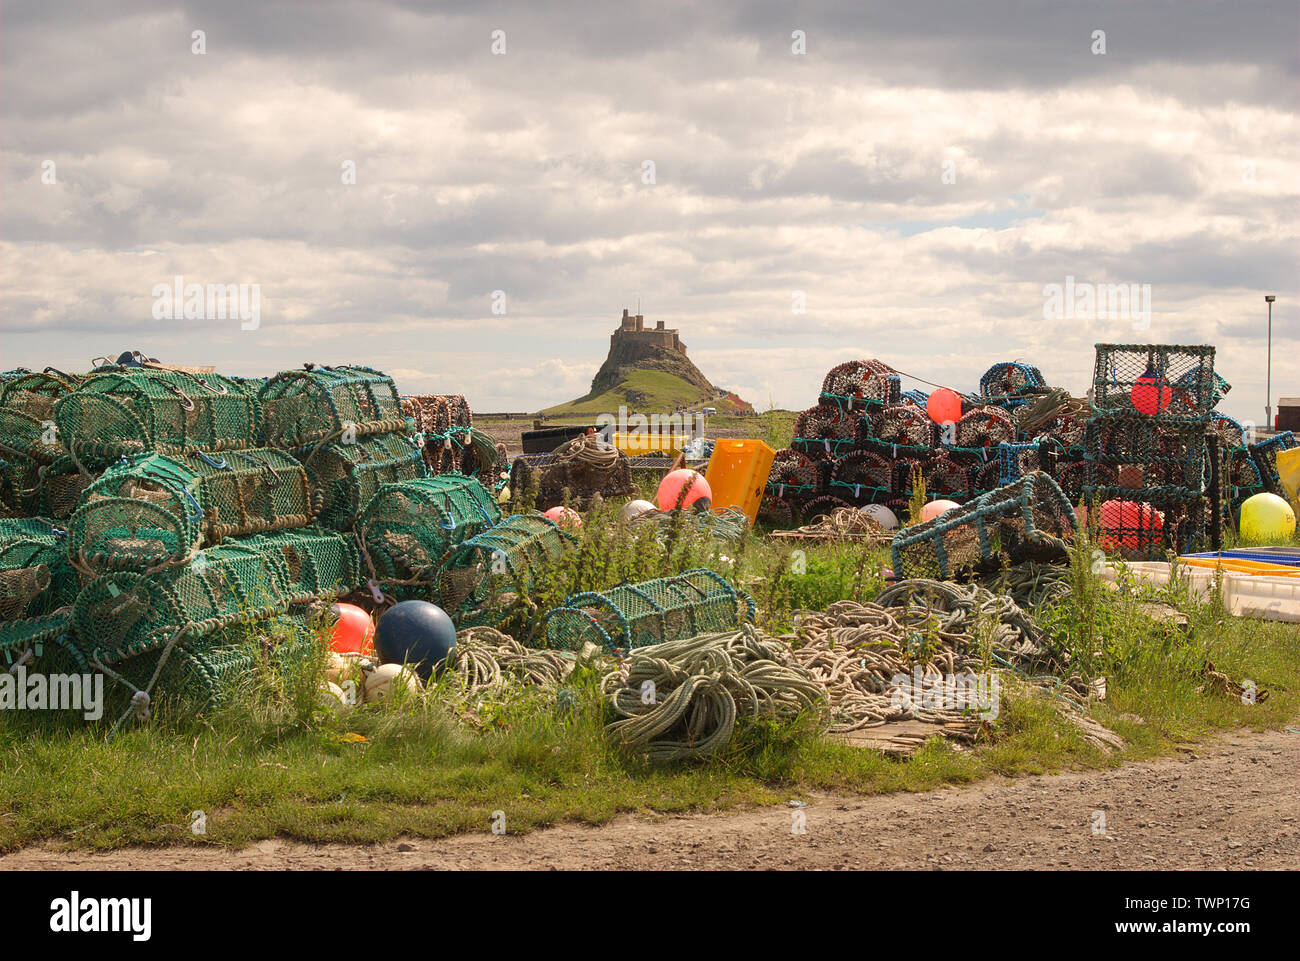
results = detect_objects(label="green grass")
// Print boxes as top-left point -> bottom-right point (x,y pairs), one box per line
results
541,370 -> 747,417
1,513 -> 1297,852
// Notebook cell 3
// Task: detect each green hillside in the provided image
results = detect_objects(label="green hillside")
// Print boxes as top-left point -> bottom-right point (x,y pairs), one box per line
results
541,370 -> 748,418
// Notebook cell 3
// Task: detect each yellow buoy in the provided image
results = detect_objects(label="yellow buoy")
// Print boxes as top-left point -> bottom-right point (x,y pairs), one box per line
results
1239,492 -> 1297,543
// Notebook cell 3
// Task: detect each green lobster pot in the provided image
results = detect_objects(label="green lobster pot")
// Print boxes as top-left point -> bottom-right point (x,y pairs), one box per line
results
35,456 -> 99,520
67,449 -> 312,575
0,609 -> 75,672
0,536 -> 80,617
70,540 -> 290,667
357,474 -> 501,597
259,365 -> 410,449
0,453 -> 43,517
297,432 -> 427,530
53,369 -> 261,467
246,528 -> 362,603
544,569 -> 754,651
436,513 -> 576,627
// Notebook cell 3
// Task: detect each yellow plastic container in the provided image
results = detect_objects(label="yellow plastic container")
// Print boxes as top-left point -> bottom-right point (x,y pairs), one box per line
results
613,432 -> 687,457
704,439 -> 776,523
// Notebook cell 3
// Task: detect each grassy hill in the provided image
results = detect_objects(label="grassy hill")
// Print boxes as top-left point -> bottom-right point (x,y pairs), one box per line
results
541,370 -> 749,418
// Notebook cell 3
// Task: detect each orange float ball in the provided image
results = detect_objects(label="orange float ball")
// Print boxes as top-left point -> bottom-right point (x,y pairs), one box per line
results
926,388 -> 963,425
655,469 -> 712,512
543,505 -> 583,529
328,602 -> 375,656
920,499 -> 961,522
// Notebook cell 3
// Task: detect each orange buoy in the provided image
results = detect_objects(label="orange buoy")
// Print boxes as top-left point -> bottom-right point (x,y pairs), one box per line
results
656,469 -> 712,512
926,388 -> 962,425
328,602 -> 375,655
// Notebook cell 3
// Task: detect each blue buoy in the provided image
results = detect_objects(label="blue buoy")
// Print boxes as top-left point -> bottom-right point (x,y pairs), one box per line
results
374,600 -> 457,680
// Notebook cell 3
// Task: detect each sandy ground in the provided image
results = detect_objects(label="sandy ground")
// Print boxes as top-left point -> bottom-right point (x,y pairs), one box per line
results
3,725 -> 1297,870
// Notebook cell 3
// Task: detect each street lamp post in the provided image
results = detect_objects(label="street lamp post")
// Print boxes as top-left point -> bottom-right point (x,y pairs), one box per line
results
1265,295 -> 1276,430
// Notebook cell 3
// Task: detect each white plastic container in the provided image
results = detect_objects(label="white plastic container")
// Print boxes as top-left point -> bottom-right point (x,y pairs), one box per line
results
1099,562 -> 1300,623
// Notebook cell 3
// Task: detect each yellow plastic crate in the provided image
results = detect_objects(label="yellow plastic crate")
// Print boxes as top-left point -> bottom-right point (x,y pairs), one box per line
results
613,432 -> 688,456
704,439 -> 776,523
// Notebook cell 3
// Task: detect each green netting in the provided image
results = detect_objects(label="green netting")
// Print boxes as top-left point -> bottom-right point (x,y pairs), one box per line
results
296,432 -> 428,530
53,369 -> 260,466
357,475 -> 502,598
544,569 -> 753,651
0,406 -> 65,465
246,528 -> 362,602
0,370 -> 82,424
69,540 -> 289,666
891,471 -> 1078,580
259,365 -> 410,449
0,537 -> 80,616
35,456 -> 99,520
0,516 -> 68,549
67,448 -> 312,574
436,513 -> 577,626
1083,414 -> 1209,493
0,610 -> 72,670
105,614 -> 316,710
0,452 -> 42,517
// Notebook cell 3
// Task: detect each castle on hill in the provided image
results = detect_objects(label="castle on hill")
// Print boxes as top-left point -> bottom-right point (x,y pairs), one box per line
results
613,309 -> 687,355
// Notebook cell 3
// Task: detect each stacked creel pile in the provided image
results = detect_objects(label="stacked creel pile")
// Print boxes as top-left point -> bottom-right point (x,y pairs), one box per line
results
401,393 -> 502,485
759,358 -> 1087,528
0,361 -> 520,713
508,433 -> 635,511
1081,344 -> 1224,558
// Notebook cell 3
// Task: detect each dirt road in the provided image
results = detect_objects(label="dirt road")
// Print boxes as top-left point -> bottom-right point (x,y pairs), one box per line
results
4,726 -> 1297,870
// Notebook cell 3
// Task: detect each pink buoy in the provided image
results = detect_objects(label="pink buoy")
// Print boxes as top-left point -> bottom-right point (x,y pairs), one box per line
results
926,388 -> 963,425
920,499 -> 960,522
655,469 -> 712,512
1098,498 -> 1164,552
543,506 -> 583,529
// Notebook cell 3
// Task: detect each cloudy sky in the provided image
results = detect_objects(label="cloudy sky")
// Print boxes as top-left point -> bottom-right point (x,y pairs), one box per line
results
1,0 -> 1296,425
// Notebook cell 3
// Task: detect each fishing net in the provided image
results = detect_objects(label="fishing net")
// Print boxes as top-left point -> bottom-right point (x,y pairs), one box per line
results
830,450 -> 894,503
0,453 -> 42,517
1091,343 -> 1218,417
891,472 -> 1077,580
34,456 -> 100,519
819,359 -> 900,411
296,431 -> 427,530
0,537 -> 80,617
766,449 -> 825,500
544,569 -> 754,651
0,369 -> 82,424
357,475 -> 502,598
871,404 -> 933,447
954,407 -> 1014,448
68,448 -> 312,574
53,369 -> 260,467
1208,412 -> 1247,450
1248,431 -> 1297,499
0,609 -> 74,671
1084,414 -> 1209,493
979,362 -> 1048,400
70,540 -> 290,666
0,516 -> 68,548
259,365 -> 409,449
508,436 -> 634,511
437,513 -> 577,627
792,405 -> 861,458
1080,489 -> 1213,559
757,493 -> 797,528
245,528 -> 361,603
0,407 -> 65,465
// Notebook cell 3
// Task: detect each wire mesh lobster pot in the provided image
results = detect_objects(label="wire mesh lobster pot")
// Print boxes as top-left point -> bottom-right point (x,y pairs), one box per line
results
259,365 -> 410,449
891,472 -> 1078,580
69,540 -> 291,667
33,456 -> 101,520
870,404 -> 935,447
1227,448 -> 1264,506
67,449 -> 312,574
830,450 -> 894,504
1208,412 -> 1247,450
543,569 -> 753,651
818,359 -> 901,412
0,452 -> 42,517
1091,344 -> 1218,417
766,449 -> 827,501
357,475 -> 502,598
792,405 -> 862,459
0,407 -> 65,466
922,451 -> 976,501
757,492 -> 798,528
106,614 -> 316,710
0,532 -> 80,617
953,407 -> 1014,448
297,432 -> 427,530
1079,488 -> 1214,559
53,370 -> 260,468
0,369 -> 82,426
0,516 -> 68,549
899,389 -> 929,408
1,609 -> 74,671
436,513 -> 577,627
508,443 -> 635,511
244,528 -> 362,603
979,362 -> 1048,401
1247,431 -> 1297,498
1084,414 -> 1209,493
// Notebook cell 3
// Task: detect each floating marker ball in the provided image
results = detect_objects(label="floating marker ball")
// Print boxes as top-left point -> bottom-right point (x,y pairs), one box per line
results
920,499 -> 961,523
1098,498 -> 1164,553
1130,361 -> 1173,415
373,600 -> 457,681
620,498 -> 657,522
328,602 -> 375,655
656,469 -> 712,512
1239,492 -> 1296,542
926,388 -> 963,426
859,503 -> 899,530
543,505 -> 583,529
363,664 -> 422,704
318,681 -> 351,717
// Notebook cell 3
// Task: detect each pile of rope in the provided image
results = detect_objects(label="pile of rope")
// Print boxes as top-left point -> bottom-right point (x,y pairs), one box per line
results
444,626 -> 575,697
976,560 -> 1073,610
601,625 -> 824,762
776,506 -> 887,541
551,434 -> 622,470
1012,388 -> 1090,439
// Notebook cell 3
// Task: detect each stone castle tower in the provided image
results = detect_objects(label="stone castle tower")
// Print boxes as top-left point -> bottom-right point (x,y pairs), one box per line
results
588,308 -> 713,398
613,308 -> 687,354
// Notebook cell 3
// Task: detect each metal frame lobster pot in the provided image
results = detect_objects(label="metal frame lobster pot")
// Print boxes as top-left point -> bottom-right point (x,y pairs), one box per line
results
295,432 -> 427,530
259,365 -> 410,449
